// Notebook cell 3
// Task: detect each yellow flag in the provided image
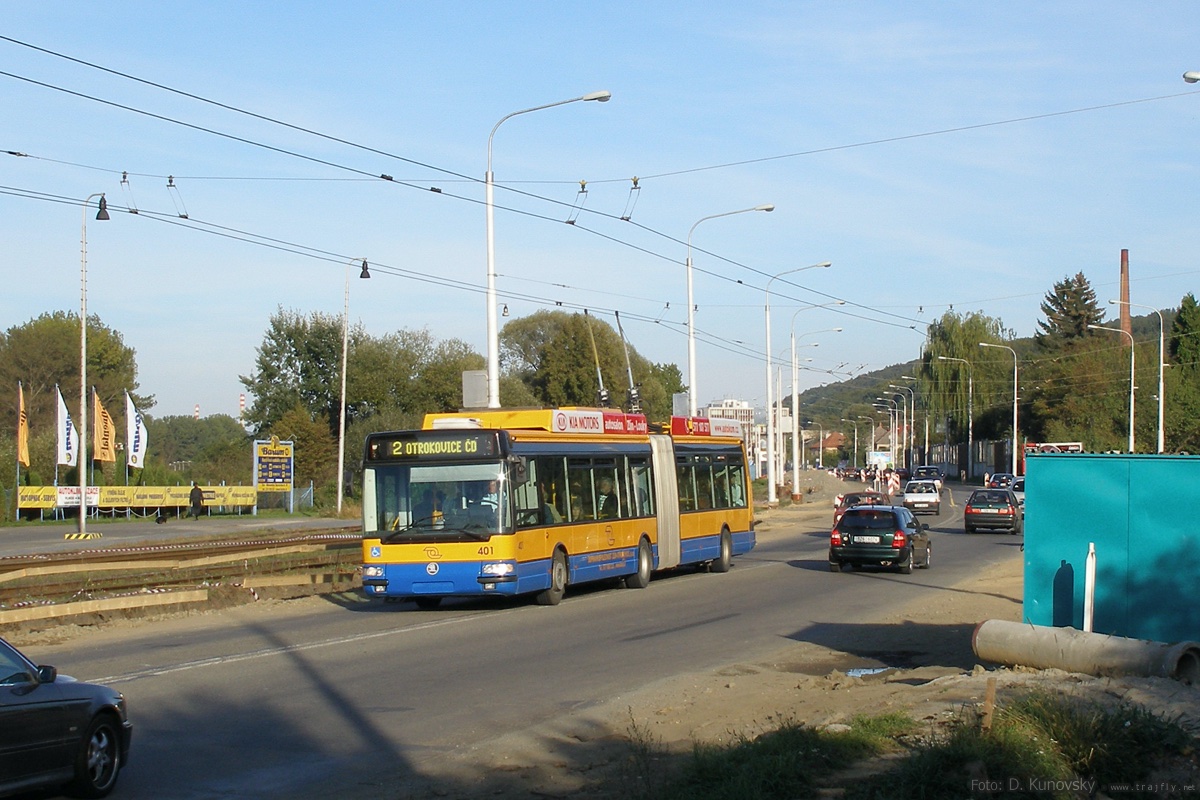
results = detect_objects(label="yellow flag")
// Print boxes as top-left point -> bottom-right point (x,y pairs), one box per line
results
17,382 -> 30,468
92,389 -> 117,462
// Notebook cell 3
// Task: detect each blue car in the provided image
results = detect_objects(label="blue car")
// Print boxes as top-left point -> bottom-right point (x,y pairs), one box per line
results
0,637 -> 132,798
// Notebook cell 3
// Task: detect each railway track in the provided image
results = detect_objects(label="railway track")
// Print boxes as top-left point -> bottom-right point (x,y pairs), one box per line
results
0,530 -> 364,627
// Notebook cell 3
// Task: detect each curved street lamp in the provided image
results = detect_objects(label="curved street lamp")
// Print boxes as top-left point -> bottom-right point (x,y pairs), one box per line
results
764,263 -> 831,504
980,342 -> 1019,474
485,90 -> 611,409
337,258 -> 371,515
1088,323 -> 1136,453
685,204 -> 774,416
1109,299 -> 1163,453
78,193 -> 109,536
790,318 -> 843,493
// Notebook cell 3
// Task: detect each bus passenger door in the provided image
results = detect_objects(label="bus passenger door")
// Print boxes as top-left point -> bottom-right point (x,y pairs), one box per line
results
650,435 -> 681,569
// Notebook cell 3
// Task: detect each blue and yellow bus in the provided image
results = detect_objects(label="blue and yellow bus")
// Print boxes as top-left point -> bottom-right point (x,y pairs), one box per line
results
360,408 -> 755,607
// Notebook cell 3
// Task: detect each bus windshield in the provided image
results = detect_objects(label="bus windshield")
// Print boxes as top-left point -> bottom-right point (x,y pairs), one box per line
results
365,462 -> 509,540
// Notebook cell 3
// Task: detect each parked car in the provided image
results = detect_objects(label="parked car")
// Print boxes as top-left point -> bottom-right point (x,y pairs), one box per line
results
1011,477 -> 1025,515
986,472 -> 1016,489
964,488 -> 1023,534
832,490 -> 888,526
897,479 -> 941,515
0,636 -> 131,798
829,505 -> 931,574
911,465 -> 944,491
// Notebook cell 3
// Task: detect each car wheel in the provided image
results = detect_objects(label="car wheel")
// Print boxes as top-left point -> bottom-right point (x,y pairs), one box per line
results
711,531 -> 733,573
625,538 -> 652,589
965,525 -> 974,534
899,552 -> 913,575
536,549 -> 568,606
67,714 -> 122,798
920,544 -> 932,569
829,561 -> 842,573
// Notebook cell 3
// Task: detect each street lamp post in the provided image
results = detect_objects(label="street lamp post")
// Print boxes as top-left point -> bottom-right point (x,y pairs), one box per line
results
1109,299 -> 1163,453
78,193 -> 109,536
486,90 -> 611,409
875,396 -> 900,466
841,418 -> 858,468
873,400 -> 897,466
889,383 -> 915,468
980,342 -> 1019,474
764,263 -> 831,504
1089,323 -> 1136,453
937,356 -> 973,479
686,204 -> 774,416
790,316 -> 843,493
336,258 -> 371,515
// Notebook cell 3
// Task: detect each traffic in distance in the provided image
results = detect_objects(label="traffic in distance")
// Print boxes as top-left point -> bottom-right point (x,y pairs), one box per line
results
360,408 -> 756,607
827,463 -> 1024,572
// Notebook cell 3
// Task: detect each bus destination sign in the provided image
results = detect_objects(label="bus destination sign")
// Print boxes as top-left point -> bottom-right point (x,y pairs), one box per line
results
368,431 -> 501,461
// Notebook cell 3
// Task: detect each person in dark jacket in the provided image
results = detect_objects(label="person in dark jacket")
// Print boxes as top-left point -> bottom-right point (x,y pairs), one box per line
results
189,482 -> 204,519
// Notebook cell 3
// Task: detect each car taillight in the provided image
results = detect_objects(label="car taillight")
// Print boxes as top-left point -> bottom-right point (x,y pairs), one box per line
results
1000,506 -> 1013,515
892,530 -> 906,548
965,506 -> 976,514
830,530 -> 842,546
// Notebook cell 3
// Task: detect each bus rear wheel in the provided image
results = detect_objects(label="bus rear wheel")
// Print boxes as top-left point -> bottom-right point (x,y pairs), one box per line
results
711,531 -> 732,573
537,549 -> 568,606
625,539 -> 652,589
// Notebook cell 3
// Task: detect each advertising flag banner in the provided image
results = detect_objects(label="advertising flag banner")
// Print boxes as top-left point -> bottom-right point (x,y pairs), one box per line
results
17,382 -> 30,468
126,391 -> 149,468
57,385 -> 79,466
92,389 -> 117,462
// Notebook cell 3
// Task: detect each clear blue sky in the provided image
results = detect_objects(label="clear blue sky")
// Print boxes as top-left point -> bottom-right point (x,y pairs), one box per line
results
3,3 -> 1199,420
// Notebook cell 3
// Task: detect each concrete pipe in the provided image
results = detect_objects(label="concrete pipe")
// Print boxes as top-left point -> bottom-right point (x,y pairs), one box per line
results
972,619 -> 1200,684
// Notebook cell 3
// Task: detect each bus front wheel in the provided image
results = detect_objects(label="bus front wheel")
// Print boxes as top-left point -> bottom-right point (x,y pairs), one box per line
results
625,539 -> 652,589
537,550 -> 568,606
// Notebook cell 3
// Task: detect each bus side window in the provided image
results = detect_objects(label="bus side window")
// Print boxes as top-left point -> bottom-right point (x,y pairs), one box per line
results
712,465 -> 731,509
677,463 -> 696,511
514,460 -> 541,528
728,463 -> 747,507
631,459 -> 654,516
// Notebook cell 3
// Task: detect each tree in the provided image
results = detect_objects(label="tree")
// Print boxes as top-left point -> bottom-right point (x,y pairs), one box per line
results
239,308 -> 343,437
919,310 -> 1007,438
1166,293 -> 1200,451
499,311 -> 682,420
0,311 -> 149,434
1035,272 -> 1104,347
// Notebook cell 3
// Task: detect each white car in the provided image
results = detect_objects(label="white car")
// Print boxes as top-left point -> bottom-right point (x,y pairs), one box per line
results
1011,477 -> 1025,515
898,480 -> 941,515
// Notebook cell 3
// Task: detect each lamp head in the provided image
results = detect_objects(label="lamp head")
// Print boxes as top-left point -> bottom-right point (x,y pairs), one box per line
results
1185,71 -> 1200,84
358,259 -> 371,279
582,90 -> 612,102
95,195 -> 110,221
755,204 -> 775,213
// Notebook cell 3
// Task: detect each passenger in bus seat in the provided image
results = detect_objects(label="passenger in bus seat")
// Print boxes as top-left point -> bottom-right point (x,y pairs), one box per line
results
597,477 -> 619,518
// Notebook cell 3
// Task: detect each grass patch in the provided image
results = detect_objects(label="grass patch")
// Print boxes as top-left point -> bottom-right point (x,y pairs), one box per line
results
849,688 -> 1196,799
629,690 -> 1197,800
628,713 -> 915,800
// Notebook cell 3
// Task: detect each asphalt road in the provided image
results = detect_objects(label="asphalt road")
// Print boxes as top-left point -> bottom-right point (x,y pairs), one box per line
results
15,484 -> 1020,799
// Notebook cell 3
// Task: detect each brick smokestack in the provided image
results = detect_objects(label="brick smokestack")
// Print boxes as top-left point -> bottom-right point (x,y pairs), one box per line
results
1120,249 -> 1131,341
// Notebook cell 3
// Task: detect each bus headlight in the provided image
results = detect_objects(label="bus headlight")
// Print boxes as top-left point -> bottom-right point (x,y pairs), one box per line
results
481,562 -> 515,577
363,565 -> 384,578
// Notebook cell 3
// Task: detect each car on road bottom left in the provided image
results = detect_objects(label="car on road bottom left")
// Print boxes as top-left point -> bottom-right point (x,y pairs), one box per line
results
0,636 -> 131,799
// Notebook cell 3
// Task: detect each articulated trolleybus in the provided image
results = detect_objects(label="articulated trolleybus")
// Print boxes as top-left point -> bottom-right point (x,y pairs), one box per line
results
360,408 -> 755,607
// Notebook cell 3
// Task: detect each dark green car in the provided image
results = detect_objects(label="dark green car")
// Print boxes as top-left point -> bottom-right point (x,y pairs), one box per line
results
829,505 -> 931,574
